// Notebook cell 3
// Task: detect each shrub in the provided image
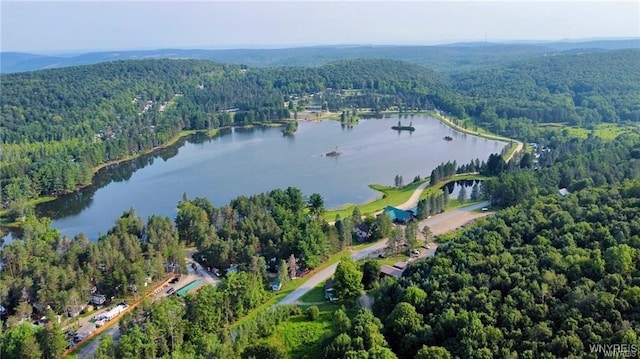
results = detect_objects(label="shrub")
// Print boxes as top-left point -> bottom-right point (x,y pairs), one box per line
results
306,305 -> 320,321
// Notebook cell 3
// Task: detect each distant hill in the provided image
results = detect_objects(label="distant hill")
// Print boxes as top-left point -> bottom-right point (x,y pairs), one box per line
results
2,39 -> 638,74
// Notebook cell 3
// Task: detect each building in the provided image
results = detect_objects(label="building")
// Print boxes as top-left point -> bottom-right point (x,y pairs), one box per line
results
383,206 -> 415,224
354,223 -> 369,241
176,280 -> 204,297
325,278 -> 337,301
90,294 -> 106,306
380,262 -> 408,278
270,278 -> 282,291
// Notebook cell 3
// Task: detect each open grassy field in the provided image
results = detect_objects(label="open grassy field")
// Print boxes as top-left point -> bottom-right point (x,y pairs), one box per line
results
269,304 -> 340,359
538,122 -> 640,141
325,180 -> 426,219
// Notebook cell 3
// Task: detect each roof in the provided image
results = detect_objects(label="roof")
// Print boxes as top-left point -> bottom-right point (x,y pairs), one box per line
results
383,206 -> 412,222
176,280 -> 204,297
393,262 -> 408,270
356,223 -> 368,232
325,278 -> 334,291
559,188 -> 570,196
380,265 -> 404,278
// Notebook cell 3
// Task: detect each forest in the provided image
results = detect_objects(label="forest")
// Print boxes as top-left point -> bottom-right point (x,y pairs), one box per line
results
0,58 -> 456,220
1,45 -> 640,358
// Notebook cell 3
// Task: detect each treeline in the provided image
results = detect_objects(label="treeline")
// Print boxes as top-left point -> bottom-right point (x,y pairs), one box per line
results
370,130 -> 640,358
373,179 -> 640,358
453,49 -> 640,130
483,133 -> 640,207
0,58 -> 459,217
177,188 -> 337,271
0,187 -> 346,358
0,210 -> 185,325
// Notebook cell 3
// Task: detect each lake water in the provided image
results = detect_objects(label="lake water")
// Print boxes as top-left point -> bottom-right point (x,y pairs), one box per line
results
10,115 -> 506,240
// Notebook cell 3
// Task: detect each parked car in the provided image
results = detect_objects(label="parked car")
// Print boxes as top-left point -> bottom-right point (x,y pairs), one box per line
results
411,248 -> 420,255
422,243 -> 430,249
166,287 -> 175,295
169,277 -> 180,284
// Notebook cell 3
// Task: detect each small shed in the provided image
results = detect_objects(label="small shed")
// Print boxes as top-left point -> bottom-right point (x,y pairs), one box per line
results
270,278 -> 282,291
325,278 -> 337,301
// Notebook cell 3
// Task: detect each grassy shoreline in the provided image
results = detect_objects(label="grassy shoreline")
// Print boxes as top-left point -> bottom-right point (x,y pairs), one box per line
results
1,110 -> 513,229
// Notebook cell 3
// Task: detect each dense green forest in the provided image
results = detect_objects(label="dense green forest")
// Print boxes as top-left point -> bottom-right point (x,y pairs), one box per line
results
454,49 -> 640,132
2,45 -> 640,358
370,131 -> 640,359
0,58 -> 456,219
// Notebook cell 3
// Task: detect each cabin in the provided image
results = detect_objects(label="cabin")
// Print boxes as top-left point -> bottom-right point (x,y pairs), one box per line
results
90,294 -> 106,306
226,265 -> 239,275
382,206 -> 415,224
354,223 -> 369,241
270,278 -> 283,291
325,278 -> 337,301
380,262 -> 408,278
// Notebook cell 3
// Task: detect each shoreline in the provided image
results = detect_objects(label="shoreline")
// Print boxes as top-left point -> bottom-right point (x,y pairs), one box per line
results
1,112 -> 520,231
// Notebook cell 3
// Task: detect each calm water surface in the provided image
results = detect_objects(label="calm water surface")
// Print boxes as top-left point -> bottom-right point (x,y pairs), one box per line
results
30,115 -> 506,239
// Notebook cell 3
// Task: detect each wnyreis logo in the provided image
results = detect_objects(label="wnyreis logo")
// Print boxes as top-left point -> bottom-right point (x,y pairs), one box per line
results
589,344 -> 638,358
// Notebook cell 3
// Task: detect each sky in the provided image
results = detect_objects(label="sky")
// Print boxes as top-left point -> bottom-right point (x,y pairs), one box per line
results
1,1 -> 639,53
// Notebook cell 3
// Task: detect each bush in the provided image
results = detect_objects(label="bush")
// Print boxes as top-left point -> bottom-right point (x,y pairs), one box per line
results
306,305 -> 320,321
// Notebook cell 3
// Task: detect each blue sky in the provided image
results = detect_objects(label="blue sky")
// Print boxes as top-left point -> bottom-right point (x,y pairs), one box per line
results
2,1 -> 639,53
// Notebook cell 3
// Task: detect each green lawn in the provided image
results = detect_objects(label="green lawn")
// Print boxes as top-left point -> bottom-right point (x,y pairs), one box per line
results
326,180 -> 426,220
270,305 -> 339,359
298,282 -> 327,303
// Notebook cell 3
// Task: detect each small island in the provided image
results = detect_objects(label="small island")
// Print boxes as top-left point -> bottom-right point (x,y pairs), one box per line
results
443,135 -> 453,141
391,120 -> 415,132
282,121 -> 298,135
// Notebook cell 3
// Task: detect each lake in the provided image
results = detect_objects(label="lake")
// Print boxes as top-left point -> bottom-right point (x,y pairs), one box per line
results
15,115 -> 506,240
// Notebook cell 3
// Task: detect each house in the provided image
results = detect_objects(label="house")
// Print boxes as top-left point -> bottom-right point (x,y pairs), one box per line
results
227,265 -> 239,275
325,278 -> 337,301
559,188 -> 570,196
90,294 -> 106,306
393,262 -> 408,271
67,303 -> 87,318
354,223 -> 369,241
383,206 -> 415,224
380,262 -> 408,278
270,278 -> 282,291
380,265 -> 404,278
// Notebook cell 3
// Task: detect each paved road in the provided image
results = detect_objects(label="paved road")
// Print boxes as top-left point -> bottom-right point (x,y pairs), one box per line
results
277,201 -> 493,306
419,201 -> 491,235
277,239 -> 388,306
76,249 -> 218,358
